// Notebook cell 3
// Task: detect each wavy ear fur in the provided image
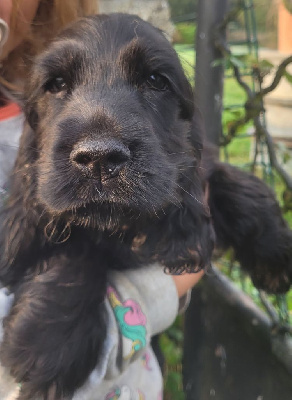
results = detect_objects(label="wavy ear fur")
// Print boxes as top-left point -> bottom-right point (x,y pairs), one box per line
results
145,65 -> 214,272
140,115 -> 214,273
151,173 -> 214,274
0,49 -> 48,285
0,123 -> 40,285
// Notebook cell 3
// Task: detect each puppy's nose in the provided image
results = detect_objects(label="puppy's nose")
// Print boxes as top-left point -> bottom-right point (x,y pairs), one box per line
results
71,139 -> 130,180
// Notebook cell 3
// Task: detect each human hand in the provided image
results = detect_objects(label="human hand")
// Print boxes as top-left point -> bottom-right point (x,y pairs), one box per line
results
172,270 -> 204,298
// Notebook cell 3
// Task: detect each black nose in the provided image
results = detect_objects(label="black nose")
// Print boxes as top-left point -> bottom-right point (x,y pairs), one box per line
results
71,139 -> 130,180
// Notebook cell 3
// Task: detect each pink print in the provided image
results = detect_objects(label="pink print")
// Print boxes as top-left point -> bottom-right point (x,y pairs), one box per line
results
105,390 -> 116,400
107,287 -> 116,297
123,299 -> 147,326
107,287 -> 146,326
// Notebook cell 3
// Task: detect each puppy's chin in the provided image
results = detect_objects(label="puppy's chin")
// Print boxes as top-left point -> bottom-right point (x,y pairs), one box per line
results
37,173 -> 178,228
63,202 -> 140,231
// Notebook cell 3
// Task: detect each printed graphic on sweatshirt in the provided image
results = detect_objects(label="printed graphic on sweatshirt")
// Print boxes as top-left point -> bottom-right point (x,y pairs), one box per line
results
105,385 -> 145,399
107,287 -> 147,359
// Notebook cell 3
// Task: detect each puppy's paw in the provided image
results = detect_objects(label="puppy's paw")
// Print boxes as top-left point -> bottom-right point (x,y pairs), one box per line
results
249,263 -> 291,294
243,230 -> 292,294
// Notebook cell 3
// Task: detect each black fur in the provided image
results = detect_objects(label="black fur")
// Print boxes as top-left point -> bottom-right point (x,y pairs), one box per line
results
203,147 -> 292,293
0,13 -> 291,400
0,14 -> 213,399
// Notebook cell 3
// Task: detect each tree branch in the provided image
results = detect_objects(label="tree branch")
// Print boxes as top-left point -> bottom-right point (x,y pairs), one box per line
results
233,64 -> 253,97
212,0 -> 292,190
261,55 -> 292,96
254,116 -> 292,190
217,34 -> 292,189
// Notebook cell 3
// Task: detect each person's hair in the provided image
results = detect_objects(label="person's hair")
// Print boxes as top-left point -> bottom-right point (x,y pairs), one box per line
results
1,0 -> 99,92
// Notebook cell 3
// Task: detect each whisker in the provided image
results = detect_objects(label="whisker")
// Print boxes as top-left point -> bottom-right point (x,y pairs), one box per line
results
173,181 -> 204,206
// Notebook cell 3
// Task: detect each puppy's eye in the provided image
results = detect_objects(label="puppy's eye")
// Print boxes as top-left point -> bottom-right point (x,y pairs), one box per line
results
45,77 -> 67,94
146,73 -> 169,91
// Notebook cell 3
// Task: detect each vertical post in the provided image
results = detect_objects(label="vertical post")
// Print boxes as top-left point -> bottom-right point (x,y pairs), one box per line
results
194,0 -> 228,147
183,2 -> 228,398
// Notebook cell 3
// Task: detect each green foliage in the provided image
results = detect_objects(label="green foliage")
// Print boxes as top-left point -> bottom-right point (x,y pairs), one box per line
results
284,70 -> 292,84
283,0 -> 292,14
224,74 -> 248,106
174,20 -> 292,256
173,44 -> 195,84
174,22 -> 196,45
277,142 -> 292,166
212,54 -> 246,69
220,136 -> 252,165
230,0 -> 277,33
161,315 -> 185,400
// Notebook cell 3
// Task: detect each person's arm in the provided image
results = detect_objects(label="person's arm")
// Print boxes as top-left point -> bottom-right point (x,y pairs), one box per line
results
172,270 -> 204,298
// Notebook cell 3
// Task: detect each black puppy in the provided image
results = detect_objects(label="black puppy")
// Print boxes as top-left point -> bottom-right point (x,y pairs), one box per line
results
1,12 -> 291,400
0,14 -> 213,399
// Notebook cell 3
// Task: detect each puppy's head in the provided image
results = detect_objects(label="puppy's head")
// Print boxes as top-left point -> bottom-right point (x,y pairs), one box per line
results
23,14 -> 204,231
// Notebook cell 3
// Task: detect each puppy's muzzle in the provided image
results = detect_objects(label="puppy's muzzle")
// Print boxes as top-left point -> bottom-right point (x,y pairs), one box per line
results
71,138 -> 130,183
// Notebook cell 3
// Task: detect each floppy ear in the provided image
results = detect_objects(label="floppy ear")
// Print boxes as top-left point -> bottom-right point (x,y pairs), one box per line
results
0,60 -> 45,285
139,111 -> 214,273
0,123 -> 40,285
150,68 -> 214,270
23,72 -> 43,130
154,172 -> 214,274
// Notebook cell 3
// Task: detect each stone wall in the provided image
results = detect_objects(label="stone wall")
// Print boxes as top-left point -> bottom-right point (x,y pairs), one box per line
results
99,0 -> 174,39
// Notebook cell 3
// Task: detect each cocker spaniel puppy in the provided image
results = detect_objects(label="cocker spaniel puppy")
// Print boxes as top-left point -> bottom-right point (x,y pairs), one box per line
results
0,12 -> 291,400
0,13 -> 213,399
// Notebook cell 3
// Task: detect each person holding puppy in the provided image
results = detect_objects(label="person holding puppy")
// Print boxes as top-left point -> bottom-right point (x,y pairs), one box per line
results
0,2 -> 204,399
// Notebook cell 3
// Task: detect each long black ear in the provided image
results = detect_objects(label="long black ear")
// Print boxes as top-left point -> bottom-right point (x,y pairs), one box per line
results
0,123 -> 40,285
0,55 -> 46,286
206,155 -> 292,293
23,71 -> 43,130
140,112 -> 214,274
153,172 -> 214,274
